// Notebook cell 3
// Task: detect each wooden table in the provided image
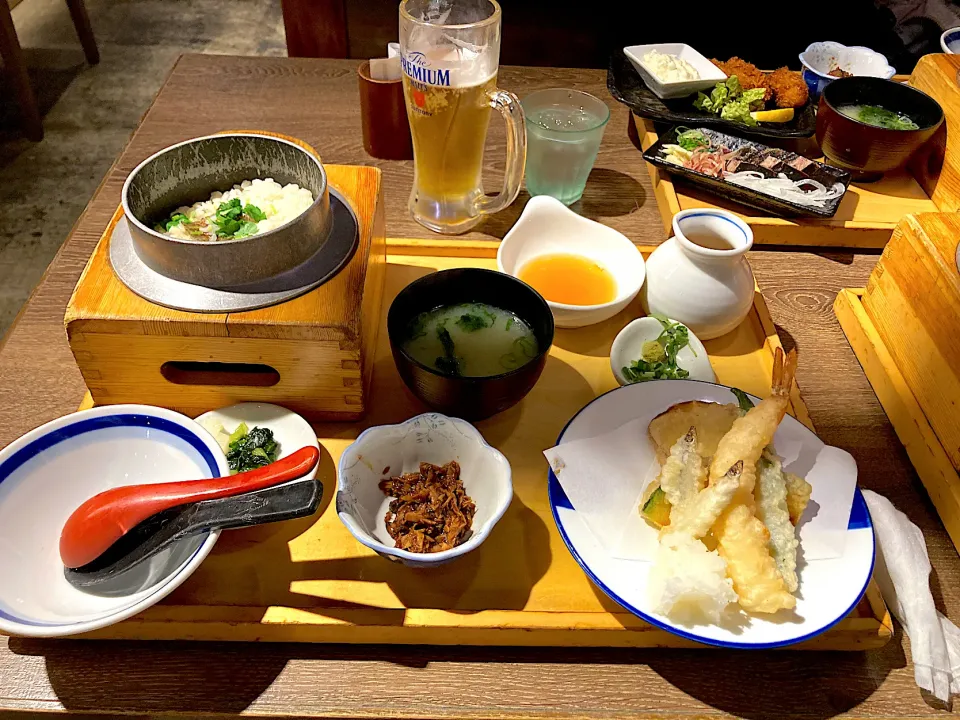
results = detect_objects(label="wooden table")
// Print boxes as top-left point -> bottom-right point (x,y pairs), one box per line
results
0,54 -> 957,718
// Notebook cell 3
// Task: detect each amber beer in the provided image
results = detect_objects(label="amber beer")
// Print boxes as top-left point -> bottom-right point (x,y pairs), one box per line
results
402,73 -> 496,202
399,0 -> 525,235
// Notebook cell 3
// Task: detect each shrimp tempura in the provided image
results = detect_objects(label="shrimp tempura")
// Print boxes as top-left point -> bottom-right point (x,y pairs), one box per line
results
709,349 -> 798,613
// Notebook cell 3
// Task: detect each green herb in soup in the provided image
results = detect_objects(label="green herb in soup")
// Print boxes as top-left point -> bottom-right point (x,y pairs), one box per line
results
403,303 -> 539,377
837,104 -> 919,130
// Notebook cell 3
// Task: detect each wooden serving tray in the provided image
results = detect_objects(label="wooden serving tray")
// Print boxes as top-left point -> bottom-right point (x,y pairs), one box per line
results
634,114 -> 937,248
836,288 -> 960,552
74,241 -> 891,648
631,54 -> 960,249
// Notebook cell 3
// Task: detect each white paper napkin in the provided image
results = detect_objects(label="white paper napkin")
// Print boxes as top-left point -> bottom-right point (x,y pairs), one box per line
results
369,56 -> 401,81
863,490 -> 960,704
544,417 -> 858,561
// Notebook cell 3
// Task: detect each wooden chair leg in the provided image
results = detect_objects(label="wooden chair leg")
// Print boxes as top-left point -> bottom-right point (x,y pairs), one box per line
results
65,0 -> 98,65
0,1 -> 42,141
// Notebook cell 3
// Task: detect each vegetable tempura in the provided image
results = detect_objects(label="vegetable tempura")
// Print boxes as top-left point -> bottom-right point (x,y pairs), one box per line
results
644,349 -> 810,621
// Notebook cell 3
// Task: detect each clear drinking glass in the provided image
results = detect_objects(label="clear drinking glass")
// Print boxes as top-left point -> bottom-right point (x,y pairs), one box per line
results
399,0 -> 526,234
522,89 -> 610,205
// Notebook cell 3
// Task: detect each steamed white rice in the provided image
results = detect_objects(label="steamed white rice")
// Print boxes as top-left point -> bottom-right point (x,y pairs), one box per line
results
164,178 -> 314,241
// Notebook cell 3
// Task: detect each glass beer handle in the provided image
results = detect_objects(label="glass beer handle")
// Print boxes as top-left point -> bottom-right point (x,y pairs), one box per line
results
475,89 -> 526,217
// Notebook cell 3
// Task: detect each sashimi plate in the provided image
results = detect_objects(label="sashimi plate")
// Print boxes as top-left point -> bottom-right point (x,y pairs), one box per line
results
547,380 -> 874,649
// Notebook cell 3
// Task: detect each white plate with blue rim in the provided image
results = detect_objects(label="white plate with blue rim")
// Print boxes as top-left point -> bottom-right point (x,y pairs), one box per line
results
547,380 -> 874,649
0,405 -> 228,638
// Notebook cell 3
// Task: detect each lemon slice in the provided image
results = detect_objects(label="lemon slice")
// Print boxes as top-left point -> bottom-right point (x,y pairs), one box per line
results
750,108 -> 795,123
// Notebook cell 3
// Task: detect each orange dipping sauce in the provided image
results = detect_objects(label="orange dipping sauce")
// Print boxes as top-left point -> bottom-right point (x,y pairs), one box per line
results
518,253 -> 617,306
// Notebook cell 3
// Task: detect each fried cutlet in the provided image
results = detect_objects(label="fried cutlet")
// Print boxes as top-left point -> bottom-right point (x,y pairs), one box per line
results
711,57 -> 772,102
767,67 -> 809,109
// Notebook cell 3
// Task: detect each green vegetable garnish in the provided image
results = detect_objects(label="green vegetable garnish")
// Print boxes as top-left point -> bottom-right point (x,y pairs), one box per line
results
435,324 -> 462,376
515,335 -> 538,358
731,387 -> 756,414
621,314 -> 694,383
211,199 -> 269,238
226,424 -> 279,473
505,316 -> 515,331
720,99 -> 755,125
854,105 -> 919,130
244,203 -> 267,221
158,198 -> 268,240
212,198 -> 244,236
675,128 -> 709,151
456,306 -> 496,332
228,422 -> 249,446
234,221 -> 260,238
694,75 -> 762,126
498,335 -> 538,371
164,213 -> 189,230
408,314 -> 428,340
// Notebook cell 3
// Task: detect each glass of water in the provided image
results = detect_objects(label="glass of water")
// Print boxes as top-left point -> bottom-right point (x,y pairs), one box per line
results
521,89 -> 610,205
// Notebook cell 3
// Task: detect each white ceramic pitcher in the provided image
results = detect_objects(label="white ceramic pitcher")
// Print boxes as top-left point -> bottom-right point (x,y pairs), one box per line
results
642,209 -> 755,340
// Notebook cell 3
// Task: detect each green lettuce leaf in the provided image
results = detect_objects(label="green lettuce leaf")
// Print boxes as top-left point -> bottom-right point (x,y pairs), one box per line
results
720,99 -> 758,126
742,87 -> 767,110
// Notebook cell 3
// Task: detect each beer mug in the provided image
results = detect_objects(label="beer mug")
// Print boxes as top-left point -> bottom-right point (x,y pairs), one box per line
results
399,0 -> 526,234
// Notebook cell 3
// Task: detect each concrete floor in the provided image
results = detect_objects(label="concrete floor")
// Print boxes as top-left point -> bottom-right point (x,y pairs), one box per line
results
0,0 -> 286,336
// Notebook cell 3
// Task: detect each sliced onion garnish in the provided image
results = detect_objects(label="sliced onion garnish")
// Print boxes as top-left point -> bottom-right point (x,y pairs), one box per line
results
723,171 -> 845,208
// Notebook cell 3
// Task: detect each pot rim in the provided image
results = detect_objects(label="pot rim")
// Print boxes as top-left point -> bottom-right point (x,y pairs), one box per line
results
121,132 -> 328,248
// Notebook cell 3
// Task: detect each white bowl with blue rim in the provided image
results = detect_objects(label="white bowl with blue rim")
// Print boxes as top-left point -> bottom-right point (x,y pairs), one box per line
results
547,380 -> 874,648
941,27 -> 960,54
799,41 -> 895,99
336,413 -> 512,568
0,405 -> 228,638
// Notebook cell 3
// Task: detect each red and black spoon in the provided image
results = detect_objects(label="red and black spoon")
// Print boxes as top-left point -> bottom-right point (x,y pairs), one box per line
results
60,446 -> 321,587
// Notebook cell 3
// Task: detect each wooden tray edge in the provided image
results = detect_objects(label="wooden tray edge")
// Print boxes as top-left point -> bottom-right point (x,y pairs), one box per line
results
633,115 -> 906,249
69,605 -> 890,649
835,288 -> 960,551
61,269 -> 890,649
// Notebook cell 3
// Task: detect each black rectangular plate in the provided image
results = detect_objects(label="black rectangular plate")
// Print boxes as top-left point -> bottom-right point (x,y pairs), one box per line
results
642,126 -> 852,219
609,51 -> 817,140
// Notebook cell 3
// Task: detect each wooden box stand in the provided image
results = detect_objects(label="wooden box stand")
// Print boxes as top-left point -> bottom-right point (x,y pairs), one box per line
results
65,164 -> 386,420
861,212 -> 960,470
635,54 -> 960,248
835,212 -> 960,552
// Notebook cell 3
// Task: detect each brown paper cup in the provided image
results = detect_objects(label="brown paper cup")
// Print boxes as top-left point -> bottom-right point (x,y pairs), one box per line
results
358,60 -> 413,161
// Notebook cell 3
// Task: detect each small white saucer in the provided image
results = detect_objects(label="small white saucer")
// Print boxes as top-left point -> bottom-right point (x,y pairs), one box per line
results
195,402 -> 320,479
610,316 -> 715,385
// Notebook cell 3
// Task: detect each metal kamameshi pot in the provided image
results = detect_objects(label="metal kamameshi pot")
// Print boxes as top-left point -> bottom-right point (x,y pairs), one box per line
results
121,133 -> 332,288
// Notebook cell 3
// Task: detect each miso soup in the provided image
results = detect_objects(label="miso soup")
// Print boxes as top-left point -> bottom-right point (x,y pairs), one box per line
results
837,104 -> 919,131
402,303 -> 539,377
